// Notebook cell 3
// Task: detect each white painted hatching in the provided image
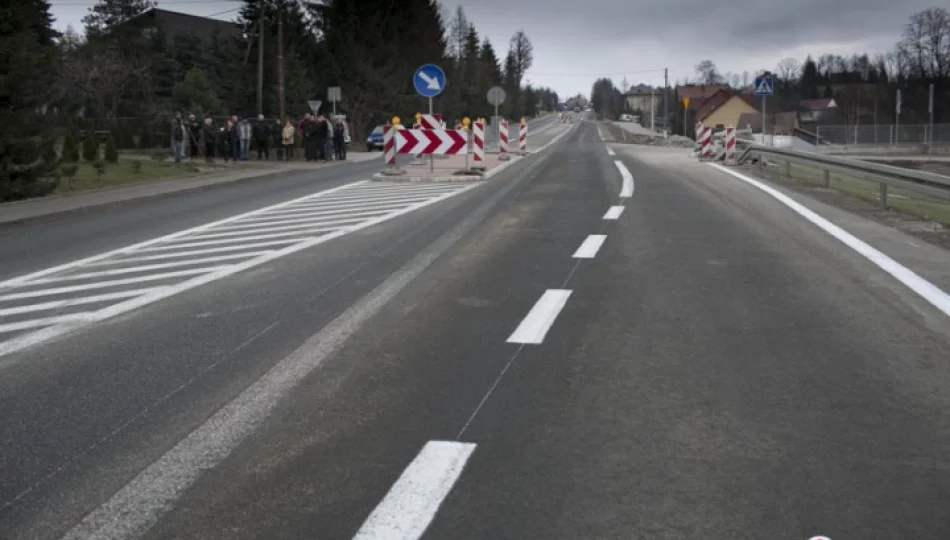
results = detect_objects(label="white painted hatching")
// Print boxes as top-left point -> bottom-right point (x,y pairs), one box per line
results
0,181 -> 476,357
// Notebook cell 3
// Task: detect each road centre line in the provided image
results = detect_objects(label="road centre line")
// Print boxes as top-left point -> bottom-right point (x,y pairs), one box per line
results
606,147 -> 616,156
614,160 -> 634,198
711,164 -> 950,318
572,235 -> 607,259
507,289 -> 573,345
603,206 -> 625,220
353,441 -> 476,540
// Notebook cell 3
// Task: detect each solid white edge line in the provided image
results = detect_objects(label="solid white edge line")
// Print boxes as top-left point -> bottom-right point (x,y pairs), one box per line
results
507,289 -> 573,344
614,160 -> 634,198
606,147 -> 616,156
353,441 -> 476,540
603,206 -> 625,220
710,163 -> 950,318
572,235 -> 607,259
0,185 -> 480,358
0,181 -> 367,290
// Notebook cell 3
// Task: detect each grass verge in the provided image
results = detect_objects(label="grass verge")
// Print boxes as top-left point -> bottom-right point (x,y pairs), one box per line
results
56,159 -> 201,194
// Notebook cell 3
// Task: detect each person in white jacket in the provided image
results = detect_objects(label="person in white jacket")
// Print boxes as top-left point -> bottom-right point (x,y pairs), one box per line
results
238,118 -> 252,160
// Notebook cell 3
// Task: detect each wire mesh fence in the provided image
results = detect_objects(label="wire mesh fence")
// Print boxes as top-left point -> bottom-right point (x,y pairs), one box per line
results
814,124 -> 950,147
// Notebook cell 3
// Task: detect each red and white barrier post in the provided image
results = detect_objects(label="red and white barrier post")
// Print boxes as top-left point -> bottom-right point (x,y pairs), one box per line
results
498,119 -> 510,160
724,125 -> 737,165
472,120 -> 485,170
383,124 -> 400,174
518,117 -> 527,153
700,124 -> 712,159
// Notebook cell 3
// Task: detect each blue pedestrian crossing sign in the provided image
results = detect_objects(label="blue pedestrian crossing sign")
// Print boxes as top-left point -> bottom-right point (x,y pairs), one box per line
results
754,75 -> 774,96
413,64 -> 446,98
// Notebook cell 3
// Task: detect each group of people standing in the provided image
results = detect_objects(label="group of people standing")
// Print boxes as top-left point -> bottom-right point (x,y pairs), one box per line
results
299,113 -> 347,162
171,112 -> 347,165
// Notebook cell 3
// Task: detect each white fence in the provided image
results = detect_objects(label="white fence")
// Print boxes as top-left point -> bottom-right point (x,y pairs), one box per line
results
813,123 -> 950,148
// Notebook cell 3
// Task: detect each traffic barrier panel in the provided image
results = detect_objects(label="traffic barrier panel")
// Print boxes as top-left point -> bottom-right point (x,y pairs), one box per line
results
420,114 -> 442,130
396,129 -> 468,155
499,119 -> 509,154
519,120 -> 527,152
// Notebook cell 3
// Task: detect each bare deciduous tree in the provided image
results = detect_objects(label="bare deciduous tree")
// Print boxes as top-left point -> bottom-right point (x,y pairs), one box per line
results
776,57 -> 802,84
508,30 -> 533,85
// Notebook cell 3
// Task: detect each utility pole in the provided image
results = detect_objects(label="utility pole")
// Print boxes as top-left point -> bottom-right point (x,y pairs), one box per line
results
257,15 -> 264,116
663,68 -> 669,138
278,9 -> 285,122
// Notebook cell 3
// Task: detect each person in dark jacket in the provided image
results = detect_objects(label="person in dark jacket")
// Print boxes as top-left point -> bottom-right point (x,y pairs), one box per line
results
253,114 -> 270,160
271,118 -> 283,160
333,120 -> 346,160
202,115 -> 216,163
314,115 -> 329,161
171,113 -> 185,163
303,114 -> 317,162
187,114 -> 201,159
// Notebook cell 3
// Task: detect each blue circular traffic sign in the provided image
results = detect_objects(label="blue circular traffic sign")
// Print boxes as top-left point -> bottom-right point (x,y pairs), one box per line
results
413,64 -> 446,98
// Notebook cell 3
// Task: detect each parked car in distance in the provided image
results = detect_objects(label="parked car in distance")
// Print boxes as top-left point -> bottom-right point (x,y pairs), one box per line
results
366,125 -> 385,151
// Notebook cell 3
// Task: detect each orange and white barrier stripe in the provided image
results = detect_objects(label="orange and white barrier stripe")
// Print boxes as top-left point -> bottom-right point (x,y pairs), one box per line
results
724,125 -> 737,165
383,125 -> 396,166
519,119 -> 527,152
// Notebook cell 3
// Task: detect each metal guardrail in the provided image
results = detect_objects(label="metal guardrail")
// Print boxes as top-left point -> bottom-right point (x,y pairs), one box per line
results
736,144 -> 950,207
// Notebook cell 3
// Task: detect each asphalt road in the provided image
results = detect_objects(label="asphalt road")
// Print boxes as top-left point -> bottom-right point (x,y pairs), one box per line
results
2,117 -> 950,540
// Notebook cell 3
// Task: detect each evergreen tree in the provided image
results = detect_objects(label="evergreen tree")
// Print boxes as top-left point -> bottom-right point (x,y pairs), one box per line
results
83,130 -> 100,162
173,68 -> 222,116
61,130 -> 80,163
104,136 -> 119,163
0,0 -> 61,201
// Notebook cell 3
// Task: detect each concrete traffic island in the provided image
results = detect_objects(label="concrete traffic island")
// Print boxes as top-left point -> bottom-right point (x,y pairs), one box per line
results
372,153 -> 521,182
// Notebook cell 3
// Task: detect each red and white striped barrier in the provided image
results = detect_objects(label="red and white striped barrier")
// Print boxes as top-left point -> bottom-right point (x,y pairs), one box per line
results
396,129 -> 468,155
724,125 -> 737,165
519,120 -> 527,152
420,114 -> 442,130
472,120 -> 484,164
699,124 -> 712,159
499,119 -> 509,155
383,124 -> 396,166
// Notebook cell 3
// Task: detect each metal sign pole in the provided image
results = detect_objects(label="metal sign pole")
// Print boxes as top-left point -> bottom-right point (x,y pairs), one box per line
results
761,96 -> 766,146
429,96 -> 434,172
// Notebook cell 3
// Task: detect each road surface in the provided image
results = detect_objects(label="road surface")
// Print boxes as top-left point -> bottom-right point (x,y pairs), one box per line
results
2,117 -> 950,539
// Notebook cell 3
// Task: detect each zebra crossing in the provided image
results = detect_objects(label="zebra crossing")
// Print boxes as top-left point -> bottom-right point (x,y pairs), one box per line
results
0,180 -> 477,358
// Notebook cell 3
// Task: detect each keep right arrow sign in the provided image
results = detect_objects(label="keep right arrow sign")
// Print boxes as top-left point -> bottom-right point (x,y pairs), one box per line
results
396,129 -> 468,155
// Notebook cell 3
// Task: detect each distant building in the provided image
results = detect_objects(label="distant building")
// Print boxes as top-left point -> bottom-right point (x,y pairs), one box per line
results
118,8 -> 241,43
623,85 -> 655,113
798,98 -> 837,122
686,87 -> 759,129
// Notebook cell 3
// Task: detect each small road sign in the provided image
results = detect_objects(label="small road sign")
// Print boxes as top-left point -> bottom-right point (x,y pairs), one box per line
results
487,86 -> 506,106
413,64 -> 446,98
307,100 -> 322,114
754,75 -> 774,96
327,87 -> 341,102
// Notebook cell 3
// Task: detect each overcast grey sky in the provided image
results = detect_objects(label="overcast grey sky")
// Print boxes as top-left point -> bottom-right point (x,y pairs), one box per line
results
49,0 -> 938,99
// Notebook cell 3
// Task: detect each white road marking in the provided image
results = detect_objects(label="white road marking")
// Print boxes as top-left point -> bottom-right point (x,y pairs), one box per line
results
57,164 -> 521,540
711,164 -> 950,318
614,160 -> 634,198
606,147 -> 616,156
573,235 -> 607,259
0,181 -> 478,358
507,289 -> 573,344
353,441 -> 476,540
597,125 -> 606,141
603,206 -> 625,220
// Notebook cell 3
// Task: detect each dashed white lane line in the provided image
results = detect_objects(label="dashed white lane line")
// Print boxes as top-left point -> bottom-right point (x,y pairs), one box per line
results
603,206 -> 625,220
572,235 -> 607,259
711,164 -> 950,318
353,441 -> 476,540
606,147 -> 616,156
507,289 -> 573,345
0,181 -> 477,357
614,160 -> 634,198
